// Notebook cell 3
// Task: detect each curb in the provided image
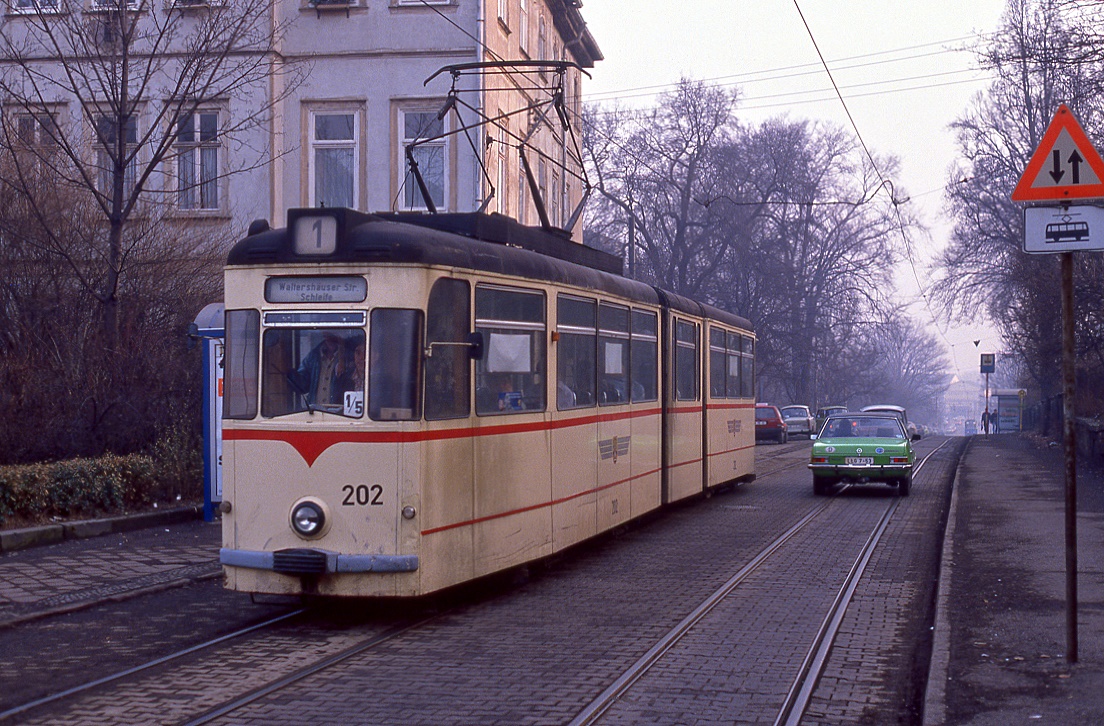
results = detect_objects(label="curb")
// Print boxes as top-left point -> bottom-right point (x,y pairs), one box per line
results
0,505 -> 204,554
922,436 -> 971,725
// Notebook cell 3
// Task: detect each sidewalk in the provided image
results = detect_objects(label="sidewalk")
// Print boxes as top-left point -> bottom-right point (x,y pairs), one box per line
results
926,434 -> 1104,724
0,505 -> 203,553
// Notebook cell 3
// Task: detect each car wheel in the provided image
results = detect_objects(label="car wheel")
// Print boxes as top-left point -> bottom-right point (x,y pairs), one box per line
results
780,431 -> 788,444
898,476 -> 911,497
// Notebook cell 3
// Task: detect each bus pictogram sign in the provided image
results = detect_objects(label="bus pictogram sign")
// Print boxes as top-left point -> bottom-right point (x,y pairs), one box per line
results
1011,104 -> 1104,202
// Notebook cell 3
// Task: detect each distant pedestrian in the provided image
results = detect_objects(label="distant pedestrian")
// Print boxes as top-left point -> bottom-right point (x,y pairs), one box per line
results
981,410 -> 990,434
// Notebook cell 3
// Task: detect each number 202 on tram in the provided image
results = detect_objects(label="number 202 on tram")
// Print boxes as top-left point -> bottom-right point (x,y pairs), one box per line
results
219,207 -> 757,598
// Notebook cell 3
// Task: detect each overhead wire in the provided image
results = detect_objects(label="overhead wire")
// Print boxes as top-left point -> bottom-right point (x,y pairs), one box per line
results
791,0 -> 964,377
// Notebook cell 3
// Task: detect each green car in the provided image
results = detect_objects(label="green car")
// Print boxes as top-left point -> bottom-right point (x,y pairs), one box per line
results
809,412 -> 917,496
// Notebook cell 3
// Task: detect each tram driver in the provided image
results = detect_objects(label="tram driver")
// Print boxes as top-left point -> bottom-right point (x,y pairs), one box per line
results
289,333 -> 349,408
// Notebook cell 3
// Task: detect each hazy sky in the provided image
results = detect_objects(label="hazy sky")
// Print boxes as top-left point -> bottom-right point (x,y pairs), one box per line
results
577,0 -> 1009,379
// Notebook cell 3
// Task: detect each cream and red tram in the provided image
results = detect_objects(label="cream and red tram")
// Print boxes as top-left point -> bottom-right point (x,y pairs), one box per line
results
219,208 -> 756,598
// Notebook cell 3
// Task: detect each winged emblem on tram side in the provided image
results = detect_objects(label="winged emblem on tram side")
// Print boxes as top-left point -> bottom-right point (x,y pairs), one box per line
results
599,435 -> 632,462
727,419 -> 741,434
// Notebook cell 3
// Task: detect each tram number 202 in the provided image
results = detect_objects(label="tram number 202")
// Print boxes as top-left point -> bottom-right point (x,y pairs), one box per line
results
342,484 -> 384,507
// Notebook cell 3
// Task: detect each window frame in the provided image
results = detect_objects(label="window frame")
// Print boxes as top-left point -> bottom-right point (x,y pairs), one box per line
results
94,112 -> 140,200
557,294 -> 597,410
307,108 -> 361,209
597,302 -> 630,407
475,284 -> 546,416
673,318 -> 699,402
174,108 -> 222,212
399,107 -> 448,212
10,0 -> 61,14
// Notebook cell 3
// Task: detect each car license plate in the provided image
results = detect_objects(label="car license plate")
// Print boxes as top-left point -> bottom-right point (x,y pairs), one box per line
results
846,457 -> 874,465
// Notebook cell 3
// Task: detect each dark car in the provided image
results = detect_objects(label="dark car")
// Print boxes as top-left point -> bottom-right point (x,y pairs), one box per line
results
756,403 -> 788,444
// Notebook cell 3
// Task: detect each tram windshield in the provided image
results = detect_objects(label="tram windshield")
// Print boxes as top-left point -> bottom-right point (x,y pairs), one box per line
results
263,328 -> 367,418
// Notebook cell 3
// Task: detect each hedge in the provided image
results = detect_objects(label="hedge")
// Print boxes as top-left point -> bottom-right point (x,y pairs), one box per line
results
0,454 -> 158,526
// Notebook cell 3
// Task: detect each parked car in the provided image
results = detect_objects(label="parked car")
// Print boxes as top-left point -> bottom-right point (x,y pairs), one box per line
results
815,405 -> 848,434
755,403 -> 788,444
861,404 -> 919,440
780,405 -> 816,438
809,412 -> 917,496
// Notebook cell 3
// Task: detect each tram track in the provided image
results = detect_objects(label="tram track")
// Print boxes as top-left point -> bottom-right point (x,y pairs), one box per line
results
571,440 -> 952,725
1,439 -> 957,724
0,609 -> 306,723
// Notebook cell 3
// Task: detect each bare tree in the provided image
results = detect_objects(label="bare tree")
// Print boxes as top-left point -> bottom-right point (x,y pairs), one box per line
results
865,314 -> 953,424
0,0 -> 298,349
933,0 -> 1104,400
0,0 -> 299,461
584,79 -> 740,297
720,118 -> 906,408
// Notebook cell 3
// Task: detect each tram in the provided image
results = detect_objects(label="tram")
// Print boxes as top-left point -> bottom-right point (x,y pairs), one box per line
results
219,207 -> 756,598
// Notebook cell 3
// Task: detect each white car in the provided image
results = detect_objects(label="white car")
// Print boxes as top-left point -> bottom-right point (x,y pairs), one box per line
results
861,404 -> 920,440
780,405 -> 816,438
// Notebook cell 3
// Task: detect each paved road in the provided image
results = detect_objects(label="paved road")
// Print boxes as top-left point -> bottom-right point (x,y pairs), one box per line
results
0,437 -> 957,724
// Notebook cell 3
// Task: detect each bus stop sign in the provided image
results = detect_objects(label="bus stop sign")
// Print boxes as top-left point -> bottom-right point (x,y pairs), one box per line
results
980,353 -> 995,374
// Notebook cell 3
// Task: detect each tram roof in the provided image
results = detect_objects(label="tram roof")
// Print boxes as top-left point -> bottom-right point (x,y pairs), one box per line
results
228,209 -> 753,333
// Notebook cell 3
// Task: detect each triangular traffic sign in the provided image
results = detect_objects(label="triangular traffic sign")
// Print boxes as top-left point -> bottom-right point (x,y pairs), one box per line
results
1011,104 -> 1104,202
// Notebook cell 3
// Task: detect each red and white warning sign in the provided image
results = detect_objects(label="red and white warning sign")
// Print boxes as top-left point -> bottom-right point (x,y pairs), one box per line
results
1011,104 -> 1104,202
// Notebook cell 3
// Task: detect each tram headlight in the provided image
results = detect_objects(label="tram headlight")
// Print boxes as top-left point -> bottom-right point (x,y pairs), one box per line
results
290,499 -> 327,538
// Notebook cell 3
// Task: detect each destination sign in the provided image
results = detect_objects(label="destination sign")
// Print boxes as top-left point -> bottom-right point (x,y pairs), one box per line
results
265,276 -> 367,303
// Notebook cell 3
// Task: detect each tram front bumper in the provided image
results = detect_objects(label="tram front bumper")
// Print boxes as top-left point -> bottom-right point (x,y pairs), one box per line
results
220,548 -> 419,575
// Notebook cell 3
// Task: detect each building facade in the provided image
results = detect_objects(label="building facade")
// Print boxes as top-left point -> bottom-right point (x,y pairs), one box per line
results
0,0 -> 601,241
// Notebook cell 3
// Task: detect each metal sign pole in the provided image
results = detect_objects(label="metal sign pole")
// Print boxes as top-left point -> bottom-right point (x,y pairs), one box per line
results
1061,251 -> 1078,663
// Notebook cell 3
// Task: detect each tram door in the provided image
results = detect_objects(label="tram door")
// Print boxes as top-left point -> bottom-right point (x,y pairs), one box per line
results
419,278 -> 477,586
666,317 -> 704,503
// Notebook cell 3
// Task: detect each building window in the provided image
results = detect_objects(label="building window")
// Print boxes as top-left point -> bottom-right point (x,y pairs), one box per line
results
176,111 -> 219,211
518,0 -> 529,55
517,155 -> 527,224
497,0 -> 508,25
401,110 -> 445,211
11,0 -> 59,13
13,111 -> 58,147
310,111 -> 358,209
96,114 -> 138,198
496,124 -> 508,215
538,14 -> 546,62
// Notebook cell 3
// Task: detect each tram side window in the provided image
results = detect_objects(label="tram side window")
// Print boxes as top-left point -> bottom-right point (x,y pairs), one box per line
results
262,327 -> 366,418
425,278 -> 471,420
224,309 -> 259,420
727,331 -> 742,398
674,319 -> 699,401
598,303 -> 630,406
369,309 -> 424,421
709,326 -> 726,399
741,335 -> 755,398
475,286 -> 546,415
557,295 -> 596,409
630,309 -> 658,402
